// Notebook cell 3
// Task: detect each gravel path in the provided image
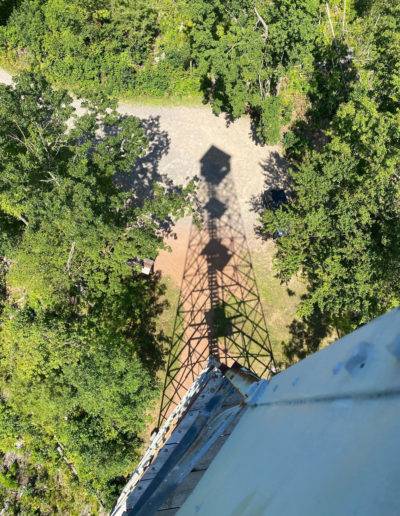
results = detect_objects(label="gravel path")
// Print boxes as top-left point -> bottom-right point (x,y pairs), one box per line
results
0,68 -> 12,85
118,102 -> 288,254
0,68 -> 287,255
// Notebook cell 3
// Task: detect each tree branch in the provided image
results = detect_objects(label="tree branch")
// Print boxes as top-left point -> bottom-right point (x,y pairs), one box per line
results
11,119 -> 43,162
66,241 -> 76,272
254,7 -> 268,40
47,170 -> 61,187
258,73 -> 264,100
9,133 -> 38,158
325,3 -> 337,43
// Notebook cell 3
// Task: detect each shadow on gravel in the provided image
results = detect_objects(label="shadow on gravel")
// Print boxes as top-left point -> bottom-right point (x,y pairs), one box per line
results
111,115 -> 192,237
157,145 -> 277,425
114,115 -> 172,197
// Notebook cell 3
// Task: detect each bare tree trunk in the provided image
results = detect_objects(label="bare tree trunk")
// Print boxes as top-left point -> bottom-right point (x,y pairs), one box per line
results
275,76 -> 285,96
342,0 -> 346,38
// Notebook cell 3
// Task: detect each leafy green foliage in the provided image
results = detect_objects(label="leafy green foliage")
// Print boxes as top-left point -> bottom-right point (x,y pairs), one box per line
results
0,0 -> 329,140
0,72 -> 194,510
1,0 -> 158,92
187,0 -> 321,142
283,127 -> 313,162
0,0 -> 23,26
0,399 -> 100,514
1,0 -> 370,142
0,0 -> 200,98
0,0 -> 399,508
264,0 -> 400,330
258,97 -> 283,144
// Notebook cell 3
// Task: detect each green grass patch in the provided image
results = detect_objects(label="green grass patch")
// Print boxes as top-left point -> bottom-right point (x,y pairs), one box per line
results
251,245 -> 305,366
144,273 -> 182,429
156,274 -> 181,340
119,93 -> 204,108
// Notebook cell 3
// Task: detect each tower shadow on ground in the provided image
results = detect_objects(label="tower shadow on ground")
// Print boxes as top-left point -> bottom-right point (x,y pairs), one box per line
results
157,146 -> 276,426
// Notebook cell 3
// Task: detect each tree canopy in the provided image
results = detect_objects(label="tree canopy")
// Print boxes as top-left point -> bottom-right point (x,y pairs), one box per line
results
0,71 -> 193,510
263,0 -> 400,334
0,0 -> 337,142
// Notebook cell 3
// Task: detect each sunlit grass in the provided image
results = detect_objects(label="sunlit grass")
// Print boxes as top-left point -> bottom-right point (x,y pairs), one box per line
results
251,243 -> 306,366
119,94 -> 204,107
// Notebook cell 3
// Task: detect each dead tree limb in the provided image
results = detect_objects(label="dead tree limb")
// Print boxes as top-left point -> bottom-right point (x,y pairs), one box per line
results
254,7 -> 268,40
66,241 -> 76,272
342,0 -> 346,37
258,74 -> 264,100
325,3 -> 336,43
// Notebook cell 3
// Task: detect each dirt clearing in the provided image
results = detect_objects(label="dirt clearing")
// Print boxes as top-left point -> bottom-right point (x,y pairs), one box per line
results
116,104 -> 302,422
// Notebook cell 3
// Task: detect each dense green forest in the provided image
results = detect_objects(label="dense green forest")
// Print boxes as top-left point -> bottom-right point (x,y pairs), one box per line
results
0,72 -> 194,511
263,0 -> 400,335
0,0 -> 364,142
1,0 -> 398,143
0,0 -> 399,512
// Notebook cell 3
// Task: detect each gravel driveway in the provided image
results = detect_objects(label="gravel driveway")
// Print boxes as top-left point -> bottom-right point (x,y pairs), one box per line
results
0,67 -> 287,253
118,101 -> 288,252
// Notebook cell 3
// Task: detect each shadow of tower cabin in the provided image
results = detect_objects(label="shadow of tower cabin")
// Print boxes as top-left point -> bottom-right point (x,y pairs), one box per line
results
157,146 -> 275,426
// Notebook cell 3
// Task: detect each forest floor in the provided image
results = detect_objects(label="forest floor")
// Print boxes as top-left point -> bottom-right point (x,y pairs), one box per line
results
0,67 -> 305,424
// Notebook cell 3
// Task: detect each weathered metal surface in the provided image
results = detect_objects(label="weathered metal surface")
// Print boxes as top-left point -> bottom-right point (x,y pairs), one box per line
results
224,362 -> 262,399
110,357 -> 220,516
158,470 -> 206,511
113,307 -> 400,516
178,307 -> 400,516
132,380 -> 243,516
110,356 -> 247,516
